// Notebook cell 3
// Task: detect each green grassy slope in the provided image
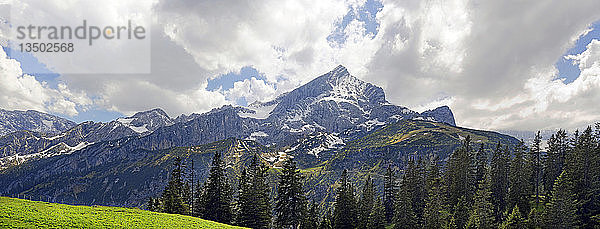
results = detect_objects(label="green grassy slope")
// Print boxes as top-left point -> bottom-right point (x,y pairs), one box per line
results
0,197 -> 243,229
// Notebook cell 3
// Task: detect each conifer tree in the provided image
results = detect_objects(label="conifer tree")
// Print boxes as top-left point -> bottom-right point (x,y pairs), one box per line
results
236,168 -> 251,225
543,171 -> 578,228
404,158 -> 425,225
508,141 -> 531,215
565,126 -> 599,227
147,197 -> 161,212
466,169 -> 495,229
383,165 -> 396,223
474,143 -> 487,186
198,152 -> 233,223
302,202 -> 319,229
192,180 -> 204,217
357,175 -> 375,229
490,143 -> 509,222
237,155 -> 271,229
453,195 -> 470,229
543,130 -> 568,196
393,174 -> 417,229
423,159 -> 445,229
446,136 -> 473,207
500,206 -> 527,229
333,169 -> 357,229
275,158 -> 306,229
368,197 -> 386,229
528,131 -> 543,207
161,157 -> 189,215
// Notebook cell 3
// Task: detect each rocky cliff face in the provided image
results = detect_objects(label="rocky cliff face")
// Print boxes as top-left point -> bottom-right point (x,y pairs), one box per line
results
0,109 -> 76,137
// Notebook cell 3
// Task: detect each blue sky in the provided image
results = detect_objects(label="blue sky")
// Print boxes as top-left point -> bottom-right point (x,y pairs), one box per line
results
555,21 -> 600,83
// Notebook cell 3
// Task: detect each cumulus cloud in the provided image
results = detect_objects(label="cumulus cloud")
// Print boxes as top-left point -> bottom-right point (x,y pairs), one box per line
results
1,0 -> 599,132
225,77 -> 277,105
0,46 -> 90,116
365,0 -> 600,131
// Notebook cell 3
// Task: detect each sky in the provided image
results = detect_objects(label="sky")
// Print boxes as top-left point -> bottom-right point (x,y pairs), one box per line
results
0,0 -> 599,132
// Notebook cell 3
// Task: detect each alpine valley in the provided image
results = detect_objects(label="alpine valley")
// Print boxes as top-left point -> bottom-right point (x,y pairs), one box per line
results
0,65 -> 518,209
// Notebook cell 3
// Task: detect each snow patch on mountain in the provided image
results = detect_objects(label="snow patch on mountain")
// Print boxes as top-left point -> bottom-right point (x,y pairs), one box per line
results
359,118 -> 386,132
0,141 -> 94,169
238,103 -> 277,119
306,133 -> 345,158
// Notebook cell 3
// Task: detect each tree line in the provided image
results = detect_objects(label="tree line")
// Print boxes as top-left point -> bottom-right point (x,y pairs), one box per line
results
148,123 -> 600,229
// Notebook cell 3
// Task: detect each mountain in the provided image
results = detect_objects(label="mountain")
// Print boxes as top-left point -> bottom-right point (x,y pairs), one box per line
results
0,65 -> 475,209
0,108 -> 176,168
119,65 -> 456,151
236,65 -> 456,144
0,120 -> 518,208
1,66 -> 454,164
0,109 -> 76,137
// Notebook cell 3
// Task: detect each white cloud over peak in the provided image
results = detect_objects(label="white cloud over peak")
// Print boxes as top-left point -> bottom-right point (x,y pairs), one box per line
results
0,0 -> 599,132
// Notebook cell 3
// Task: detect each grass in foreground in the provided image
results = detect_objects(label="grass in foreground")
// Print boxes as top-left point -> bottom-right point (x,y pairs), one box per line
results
0,197 -> 244,228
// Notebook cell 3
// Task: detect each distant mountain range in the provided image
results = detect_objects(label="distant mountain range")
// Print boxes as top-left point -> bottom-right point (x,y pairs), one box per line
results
0,109 -> 76,137
0,65 -> 516,209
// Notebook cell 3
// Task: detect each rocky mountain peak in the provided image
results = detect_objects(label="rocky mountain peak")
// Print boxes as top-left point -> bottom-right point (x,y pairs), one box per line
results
116,108 -> 175,134
0,109 -> 77,137
420,106 -> 456,126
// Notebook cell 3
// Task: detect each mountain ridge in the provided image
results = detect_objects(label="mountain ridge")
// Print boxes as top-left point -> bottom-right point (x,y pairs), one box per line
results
0,65 -> 455,167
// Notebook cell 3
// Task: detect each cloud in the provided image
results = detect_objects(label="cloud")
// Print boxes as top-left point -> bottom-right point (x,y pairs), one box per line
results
364,0 -> 600,131
225,77 -> 277,105
0,46 -> 90,116
1,0 -> 599,132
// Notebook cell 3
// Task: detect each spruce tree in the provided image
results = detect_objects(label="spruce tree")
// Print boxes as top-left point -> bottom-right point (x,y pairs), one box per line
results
237,155 -> 271,229
500,206 -> 527,229
192,180 -> 204,217
302,202 -> 319,229
528,131 -> 543,207
147,197 -> 161,212
466,169 -> 495,229
527,208 -> 542,229
275,158 -> 306,229
543,171 -> 578,228
368,197 -> 386,229
333,169 -> 357,229
357,175 -> 375,229
490,143 -> 509,222
393,176 -> 417,229
565,126 -> 599,227
423,159 -> 445,229
236,168 -> 251,225
453,195 -> 470,229
446,136 -> 473,207
508,141 -> 531,215
161,157 -> 189,215
404,158 -> 425,225
198,152 -> 233,223
383,165 -> 396,223
543,130 -> 568,196
474,143 -> 487,185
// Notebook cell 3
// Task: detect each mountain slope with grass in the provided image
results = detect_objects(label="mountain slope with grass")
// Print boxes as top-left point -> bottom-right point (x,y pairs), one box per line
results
0,197 -> 243,228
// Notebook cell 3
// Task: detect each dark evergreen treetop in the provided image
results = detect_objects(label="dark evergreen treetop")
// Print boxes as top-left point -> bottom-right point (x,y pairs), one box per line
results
199,152 -> 233,224
275,158 -> 306,229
